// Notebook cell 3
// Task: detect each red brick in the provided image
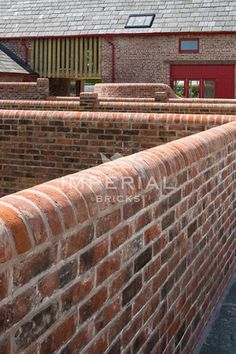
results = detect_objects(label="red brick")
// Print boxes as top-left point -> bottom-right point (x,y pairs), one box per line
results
0,337 -> 11,354
144,223 -> 161,245
110,224 -> 132,250
15,302 -> 59,350
80,239 -> 108,273
0,287 -> 37,336
110,265 -> 133,298
61,224 -> 94,259
95,298 -> 121,333
86,332 -> 108,354
39,313 -> 77,353
38,260 -> 78,300
0,206 -> 31,254
62,322 -> 94,353
96,209 -> 121,237
96,251 -> 121,285
80,287 -> 108,323
0,271 -> 8,301
14,246 -> 57,287
61,272 -> 94,312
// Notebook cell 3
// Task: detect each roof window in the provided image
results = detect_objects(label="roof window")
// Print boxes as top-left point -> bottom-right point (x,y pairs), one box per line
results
125,14 -> 155,29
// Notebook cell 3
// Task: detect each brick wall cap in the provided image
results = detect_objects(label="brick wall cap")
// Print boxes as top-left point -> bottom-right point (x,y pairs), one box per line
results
0,120 -> 235,264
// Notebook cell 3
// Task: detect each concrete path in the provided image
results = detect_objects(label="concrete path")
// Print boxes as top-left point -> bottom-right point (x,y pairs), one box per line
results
199,277 -> 236,354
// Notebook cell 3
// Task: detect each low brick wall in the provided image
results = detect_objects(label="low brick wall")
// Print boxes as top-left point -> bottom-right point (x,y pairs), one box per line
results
0,99 -> 82,112
94,83 -> 177,98
0,78 -> 49,100
1,94 -> 236,114
99,101 -> 236,115
0,110 -> 235,196
0,122 -> 235,353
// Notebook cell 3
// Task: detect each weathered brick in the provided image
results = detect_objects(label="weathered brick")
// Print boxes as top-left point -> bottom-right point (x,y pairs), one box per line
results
96,209 -> 121,237
80,287 -> 108,323
95,298 -> 121,333
0,337 -> 11,354
39,313 -> 77,353
14,246 -> 57,287
122,275 -> 142,306
110,224 -> 132,250
134,247 -> 152,273
0,206 -> 31,254
38,260 -> 78,300
187,220 -> 198,238
0,271 -> 8,301
162,211 -> 175,230
61,323 -> 94,354
61,224 -> 94,258
61,272 -> 94,312
96,251 -> 121,285
80,239 -> 108,273
0,287 -> 37,336
15,302 -> 59,350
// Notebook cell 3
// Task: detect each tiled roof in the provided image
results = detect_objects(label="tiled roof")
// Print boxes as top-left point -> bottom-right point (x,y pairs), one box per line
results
0,48 -> 29,74
0,0 -> 235,38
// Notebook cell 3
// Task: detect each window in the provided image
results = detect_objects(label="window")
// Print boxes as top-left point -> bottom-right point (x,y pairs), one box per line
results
203,80 -> 215,98
173,80 -> 185,97
188,80 -> 200,98
179,39 -> 199,53
125,14 -> 155,28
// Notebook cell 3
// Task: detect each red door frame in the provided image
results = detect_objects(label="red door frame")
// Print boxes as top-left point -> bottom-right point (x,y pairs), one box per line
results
170,64 -> 235,99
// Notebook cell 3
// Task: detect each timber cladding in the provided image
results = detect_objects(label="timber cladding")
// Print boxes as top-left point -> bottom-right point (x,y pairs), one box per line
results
0,121 -> 235,353
31,37 -> 102,79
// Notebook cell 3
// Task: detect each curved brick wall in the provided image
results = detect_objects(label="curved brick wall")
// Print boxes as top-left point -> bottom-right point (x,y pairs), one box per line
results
94,83 -> 177,98
0,122 -> 235,353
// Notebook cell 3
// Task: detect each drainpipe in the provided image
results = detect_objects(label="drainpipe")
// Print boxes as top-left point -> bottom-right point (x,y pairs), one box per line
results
105,38 -> 115,83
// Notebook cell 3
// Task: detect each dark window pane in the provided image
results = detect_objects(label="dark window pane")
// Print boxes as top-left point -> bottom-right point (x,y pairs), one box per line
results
204,80 -> 215,98
174,80 -> 185,97
188,80 -> 200,98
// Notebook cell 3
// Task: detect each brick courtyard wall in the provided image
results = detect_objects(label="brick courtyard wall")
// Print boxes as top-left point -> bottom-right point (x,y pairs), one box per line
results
0,110 -> 235,197
2,96 -> 236,114
0,78 -> 49,100
98,101 -> 236,115
94,83 -> 177,98
0,121 -> 235,353
102,34 -> 236,97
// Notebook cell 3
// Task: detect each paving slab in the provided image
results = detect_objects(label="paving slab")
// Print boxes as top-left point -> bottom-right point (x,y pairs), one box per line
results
199,277 -> 236,354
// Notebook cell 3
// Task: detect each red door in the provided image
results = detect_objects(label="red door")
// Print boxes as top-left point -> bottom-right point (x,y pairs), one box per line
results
171,64 -> 235,99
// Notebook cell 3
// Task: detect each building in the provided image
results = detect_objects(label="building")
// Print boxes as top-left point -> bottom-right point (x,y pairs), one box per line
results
0,44 -> 35,81
0,1 -> 236,98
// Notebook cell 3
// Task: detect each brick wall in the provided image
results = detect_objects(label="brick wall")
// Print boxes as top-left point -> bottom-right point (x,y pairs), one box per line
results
102,34 -> 236,96
0,78 -> 49,100
0,121 -> 235,353
94,83 -> 176,99
0,110 -> 235,197
0,39 -> 31,64
0,74 -> 35,82
2,95 -> 236,114
98,101 -> 236,115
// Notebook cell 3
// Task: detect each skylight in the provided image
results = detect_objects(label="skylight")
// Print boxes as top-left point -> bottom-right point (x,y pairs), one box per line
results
125,14 -> 155,29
